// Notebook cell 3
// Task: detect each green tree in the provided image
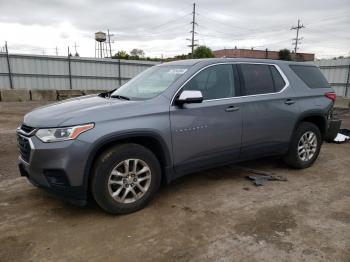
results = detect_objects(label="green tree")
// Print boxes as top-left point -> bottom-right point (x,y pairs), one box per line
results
192,46 -> 214,58
278,49 -> 292,61
113,50 -> 129,59
130,48 -> 145,59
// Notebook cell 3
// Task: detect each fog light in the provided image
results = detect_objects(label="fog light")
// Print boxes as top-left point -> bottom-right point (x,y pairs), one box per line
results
44,170 -> 70,187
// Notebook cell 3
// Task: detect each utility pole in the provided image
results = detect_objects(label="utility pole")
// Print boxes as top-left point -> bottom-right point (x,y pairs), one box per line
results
67,46 -> 72,89
55,46 -> 59,56
187,3 -> 197,58
5,41 -> 14,89
291,19 -> 305,54
107,29 -> 114,58
73,42 -> 79,56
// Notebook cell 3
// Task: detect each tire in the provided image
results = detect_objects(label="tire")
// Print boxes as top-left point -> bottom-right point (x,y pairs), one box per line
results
91,143 -> 161,214
283,122 -> 322,169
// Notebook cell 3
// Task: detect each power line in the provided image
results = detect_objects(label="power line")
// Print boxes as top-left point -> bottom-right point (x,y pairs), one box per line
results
111,9 -> 191,33
119,21 -> 189,38
291,19 -> 305,54
197,12 -> 248,31
145,12 -> 192,31
305,9 -> 350,25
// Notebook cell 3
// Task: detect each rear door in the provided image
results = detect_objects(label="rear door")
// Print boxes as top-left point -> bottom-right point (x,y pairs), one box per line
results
237,63 -> 300,158
170,64 -> 242,176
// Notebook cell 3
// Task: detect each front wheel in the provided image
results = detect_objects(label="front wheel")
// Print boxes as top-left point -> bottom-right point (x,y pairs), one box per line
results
283,122 -> 322,169
91,143 -> 161,214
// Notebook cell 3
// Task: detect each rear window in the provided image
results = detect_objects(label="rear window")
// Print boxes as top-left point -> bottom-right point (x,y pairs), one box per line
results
290,65 -> 330,89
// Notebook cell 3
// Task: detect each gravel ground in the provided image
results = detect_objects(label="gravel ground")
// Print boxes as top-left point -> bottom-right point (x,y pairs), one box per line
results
0,102 -> 349,262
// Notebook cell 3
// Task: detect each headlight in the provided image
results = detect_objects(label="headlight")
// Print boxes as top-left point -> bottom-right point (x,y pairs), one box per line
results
35,123 -> 94,142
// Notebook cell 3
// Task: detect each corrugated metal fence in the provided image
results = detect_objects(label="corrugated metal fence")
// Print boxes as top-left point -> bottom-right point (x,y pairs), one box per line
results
314,58 -> 350,97
0,53 -> 158,91
1,53 -> 349,97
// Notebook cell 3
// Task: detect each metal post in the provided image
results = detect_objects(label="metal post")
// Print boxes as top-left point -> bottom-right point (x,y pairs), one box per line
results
118,59 -> 122,87
107,29 -> 112,58
5,41 -> 14,89
67,47 -> 73,90
345,63 -> 350,97
191,3 -> 196,58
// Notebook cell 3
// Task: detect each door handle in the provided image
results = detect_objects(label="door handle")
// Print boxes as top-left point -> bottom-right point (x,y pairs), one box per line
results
285,99 -> 295,105
225,105 -> 239,112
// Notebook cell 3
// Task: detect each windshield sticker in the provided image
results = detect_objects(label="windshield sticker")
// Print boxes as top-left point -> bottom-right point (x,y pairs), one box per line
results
167,69 -> 187,75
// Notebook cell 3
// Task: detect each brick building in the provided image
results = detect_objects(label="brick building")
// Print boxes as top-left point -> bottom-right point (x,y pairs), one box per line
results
213,48 -> 314,61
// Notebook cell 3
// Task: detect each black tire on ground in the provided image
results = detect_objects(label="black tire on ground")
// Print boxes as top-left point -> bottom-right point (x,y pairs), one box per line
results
283,122 -> 322,169
91,143 -> 161,214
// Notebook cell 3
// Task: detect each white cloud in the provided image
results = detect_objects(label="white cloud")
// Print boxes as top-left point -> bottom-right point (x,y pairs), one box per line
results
0,0 -> 349,58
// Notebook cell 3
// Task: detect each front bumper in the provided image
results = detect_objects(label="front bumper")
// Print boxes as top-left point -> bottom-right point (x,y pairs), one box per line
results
17,134 -> 90,205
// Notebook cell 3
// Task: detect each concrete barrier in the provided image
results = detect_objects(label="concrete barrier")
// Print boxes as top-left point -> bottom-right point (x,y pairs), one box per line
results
57,90 -> 84,100
0,90 -> 31,102
335,97 -> 350,109
31,90 -> 57,101
83,90 -> 107,95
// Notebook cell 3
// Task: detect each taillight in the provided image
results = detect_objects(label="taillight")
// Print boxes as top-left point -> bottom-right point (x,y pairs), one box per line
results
325,92 -> 336,102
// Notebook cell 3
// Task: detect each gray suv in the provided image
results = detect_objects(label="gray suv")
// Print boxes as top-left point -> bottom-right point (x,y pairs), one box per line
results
17,58 -> 340,214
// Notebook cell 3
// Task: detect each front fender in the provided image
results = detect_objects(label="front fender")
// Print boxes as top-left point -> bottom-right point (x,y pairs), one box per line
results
80,130 -> 173,197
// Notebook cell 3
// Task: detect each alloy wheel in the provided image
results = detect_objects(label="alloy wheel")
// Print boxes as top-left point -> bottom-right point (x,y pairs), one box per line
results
107,159 -> 152,204
297,131 -> 318,162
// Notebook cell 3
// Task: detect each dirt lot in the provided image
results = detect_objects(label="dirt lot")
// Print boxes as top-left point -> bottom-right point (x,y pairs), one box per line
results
0,102 -> 349,262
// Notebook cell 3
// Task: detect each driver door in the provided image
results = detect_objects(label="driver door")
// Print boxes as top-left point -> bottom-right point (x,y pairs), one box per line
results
170,64 -> 242,177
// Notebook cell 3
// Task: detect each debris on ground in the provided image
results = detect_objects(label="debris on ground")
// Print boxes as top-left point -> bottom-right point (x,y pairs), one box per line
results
231,166 -> 274,176
231,166 -> 288,186
246,174 -> 288,186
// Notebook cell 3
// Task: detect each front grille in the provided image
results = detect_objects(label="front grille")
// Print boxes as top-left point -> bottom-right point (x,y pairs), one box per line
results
20,124 -> 35,134
17,135 -> 31,163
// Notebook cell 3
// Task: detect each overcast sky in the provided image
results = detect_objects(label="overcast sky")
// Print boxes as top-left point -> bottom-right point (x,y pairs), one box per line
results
0,0 -> 349,59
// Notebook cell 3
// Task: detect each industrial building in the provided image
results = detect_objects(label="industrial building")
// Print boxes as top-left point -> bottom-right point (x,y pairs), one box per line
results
213,48 -> 315,61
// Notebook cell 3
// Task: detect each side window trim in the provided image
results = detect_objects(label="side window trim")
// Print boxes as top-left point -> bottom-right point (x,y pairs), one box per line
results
232,64 -> 242,97
269,65 -> 287,92
171,62 -> 289,105
268,65 -> 277,92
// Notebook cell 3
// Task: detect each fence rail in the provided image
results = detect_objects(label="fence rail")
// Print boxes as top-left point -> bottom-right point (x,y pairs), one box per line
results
0,53 -> 158,91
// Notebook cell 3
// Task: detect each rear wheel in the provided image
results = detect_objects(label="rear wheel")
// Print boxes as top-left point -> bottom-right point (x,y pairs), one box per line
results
91,143 -> 161,214
284,122 -> 322,169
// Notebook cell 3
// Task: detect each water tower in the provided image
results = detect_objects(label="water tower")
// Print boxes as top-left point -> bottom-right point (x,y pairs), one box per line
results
95,31 -> 108,58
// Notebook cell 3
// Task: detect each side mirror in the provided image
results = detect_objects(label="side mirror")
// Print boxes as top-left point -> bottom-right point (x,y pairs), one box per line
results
176,90 -> 203,105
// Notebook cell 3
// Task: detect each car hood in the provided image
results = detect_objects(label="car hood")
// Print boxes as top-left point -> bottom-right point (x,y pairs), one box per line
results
23,95 -> 140,127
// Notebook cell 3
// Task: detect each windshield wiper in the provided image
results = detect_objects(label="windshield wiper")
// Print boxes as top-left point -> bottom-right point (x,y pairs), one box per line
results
110,94 -> 130,101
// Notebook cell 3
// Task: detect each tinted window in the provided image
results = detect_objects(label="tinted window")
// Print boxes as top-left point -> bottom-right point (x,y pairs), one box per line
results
290,65 -> 330,89
240,64 -> 274,95
270,66 -> 286,92
183,64 -> 235,100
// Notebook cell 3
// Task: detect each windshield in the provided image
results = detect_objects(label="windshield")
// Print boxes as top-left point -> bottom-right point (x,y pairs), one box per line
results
111,65 -> 189,100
